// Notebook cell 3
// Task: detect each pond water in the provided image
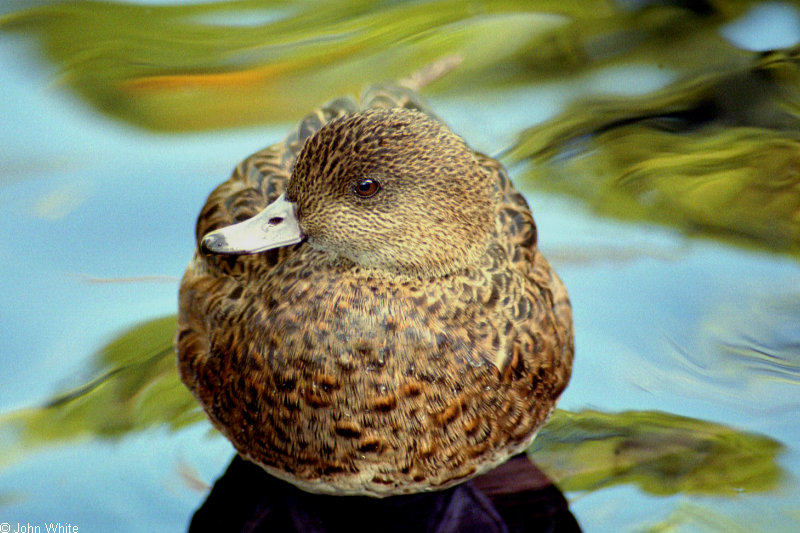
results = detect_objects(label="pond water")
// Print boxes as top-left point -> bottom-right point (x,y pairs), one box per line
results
2,3 -> 800,532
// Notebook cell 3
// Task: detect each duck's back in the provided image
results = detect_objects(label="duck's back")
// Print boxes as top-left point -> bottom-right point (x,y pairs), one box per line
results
177,85 -> 573,497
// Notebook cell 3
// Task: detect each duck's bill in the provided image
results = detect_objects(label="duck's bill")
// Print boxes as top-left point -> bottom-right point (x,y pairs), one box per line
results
200,193 -> 303,255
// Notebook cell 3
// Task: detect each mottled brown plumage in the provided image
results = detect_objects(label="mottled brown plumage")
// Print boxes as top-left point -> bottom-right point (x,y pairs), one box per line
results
176,85 -> 574,497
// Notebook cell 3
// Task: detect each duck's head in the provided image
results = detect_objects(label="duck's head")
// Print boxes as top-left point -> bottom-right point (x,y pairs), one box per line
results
201,108 -> 495,277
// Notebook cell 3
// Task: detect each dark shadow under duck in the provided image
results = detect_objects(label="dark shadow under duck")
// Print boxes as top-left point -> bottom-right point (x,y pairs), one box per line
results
176,84 -> 574,497
188,453 -> 581,533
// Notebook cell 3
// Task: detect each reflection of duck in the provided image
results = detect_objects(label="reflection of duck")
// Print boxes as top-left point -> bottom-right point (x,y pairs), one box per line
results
188,454 -> 581,532
177,84 -> 574,497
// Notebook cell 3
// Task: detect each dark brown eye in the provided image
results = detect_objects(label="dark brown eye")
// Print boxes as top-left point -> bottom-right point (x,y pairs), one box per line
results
354,178 -> 381,198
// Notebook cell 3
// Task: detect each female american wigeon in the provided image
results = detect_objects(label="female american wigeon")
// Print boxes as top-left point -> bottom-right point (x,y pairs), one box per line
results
176,84 -> 574,497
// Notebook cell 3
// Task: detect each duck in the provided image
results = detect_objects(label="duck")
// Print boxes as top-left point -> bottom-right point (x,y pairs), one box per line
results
176,83 -> 574,498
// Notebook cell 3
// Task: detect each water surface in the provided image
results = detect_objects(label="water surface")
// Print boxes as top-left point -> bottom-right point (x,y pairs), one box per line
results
2,2 -> 799,531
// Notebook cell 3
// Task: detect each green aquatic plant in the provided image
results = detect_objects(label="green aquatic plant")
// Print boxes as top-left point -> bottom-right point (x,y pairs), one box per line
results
509,47 -> 800,257
0,316 -> 202,464
0,315 -> 785,497
531,409 -> 784,495
0,0 -> 757,131
0,0 -> 578,130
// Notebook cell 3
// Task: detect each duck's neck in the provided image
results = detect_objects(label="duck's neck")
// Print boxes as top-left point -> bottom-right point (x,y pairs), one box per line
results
325,239 -> 491,281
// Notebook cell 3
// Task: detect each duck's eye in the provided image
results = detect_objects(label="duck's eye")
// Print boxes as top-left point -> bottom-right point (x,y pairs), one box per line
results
354,178 -> 381,198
